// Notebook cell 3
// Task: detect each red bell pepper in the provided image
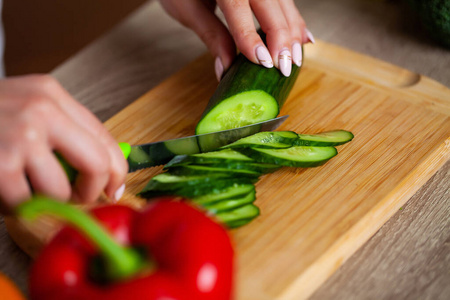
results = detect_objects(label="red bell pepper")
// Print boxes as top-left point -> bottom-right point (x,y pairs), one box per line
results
17,196 -> 234,300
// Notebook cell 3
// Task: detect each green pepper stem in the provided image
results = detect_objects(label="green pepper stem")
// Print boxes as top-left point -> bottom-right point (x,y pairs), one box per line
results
17,196 -> 146,280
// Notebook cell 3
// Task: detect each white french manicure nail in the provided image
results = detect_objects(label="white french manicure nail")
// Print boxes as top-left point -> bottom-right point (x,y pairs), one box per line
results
279,48 -> 292,77
114,183 -> 125,202
215,57 -> 224,81
305,28 -> 315,44
292,42 -> 302,67
255,46 -> 273,68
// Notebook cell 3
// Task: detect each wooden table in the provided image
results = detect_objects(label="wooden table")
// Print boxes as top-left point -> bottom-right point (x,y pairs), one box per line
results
1,0 -> 449,298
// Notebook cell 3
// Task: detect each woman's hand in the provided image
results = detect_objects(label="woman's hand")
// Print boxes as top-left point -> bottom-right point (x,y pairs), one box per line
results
0,75 -> 128,213
159,0 -> 313,79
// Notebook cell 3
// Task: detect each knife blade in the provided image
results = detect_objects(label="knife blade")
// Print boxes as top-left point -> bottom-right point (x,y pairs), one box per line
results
57,116 -> 288,180
126,115 -> 289,172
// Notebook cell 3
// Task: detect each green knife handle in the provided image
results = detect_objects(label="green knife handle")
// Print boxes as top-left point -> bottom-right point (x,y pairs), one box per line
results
119,142 -> 131,160
57,142 -> 131,183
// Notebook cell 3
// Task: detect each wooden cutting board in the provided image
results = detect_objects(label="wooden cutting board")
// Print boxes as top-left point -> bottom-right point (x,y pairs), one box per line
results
6,40 -> 450,300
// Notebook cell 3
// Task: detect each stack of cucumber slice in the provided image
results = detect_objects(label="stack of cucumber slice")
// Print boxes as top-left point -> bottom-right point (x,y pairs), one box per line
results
139,130 -> 354,228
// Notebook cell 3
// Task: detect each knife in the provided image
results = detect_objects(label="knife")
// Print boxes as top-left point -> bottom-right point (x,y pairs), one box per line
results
123,115 -> 288,172
58,115 -> 288,180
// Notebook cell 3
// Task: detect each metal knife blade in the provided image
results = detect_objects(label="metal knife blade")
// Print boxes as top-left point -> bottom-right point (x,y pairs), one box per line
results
127,115 -> 288,172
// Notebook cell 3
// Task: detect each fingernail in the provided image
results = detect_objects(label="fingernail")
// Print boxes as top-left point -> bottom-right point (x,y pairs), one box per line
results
292,42 -> 302,67
279,48 -> 292,77
305,28 -> 315,44
114,183 -> 125,202
214,57 -> 224,81
255,46 -> 273,68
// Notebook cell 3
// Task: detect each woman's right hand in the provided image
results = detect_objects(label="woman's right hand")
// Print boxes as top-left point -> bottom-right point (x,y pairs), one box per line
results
0,75 -> 128,214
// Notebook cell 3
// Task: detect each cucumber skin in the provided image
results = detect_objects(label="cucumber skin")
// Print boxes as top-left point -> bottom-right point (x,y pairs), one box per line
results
225,218 -> 255,229
195,50 -> 301,134
193,184 -> 255,205
194,162 -> 281,174
238,147 -> 338,168
166,159 -> 280,174
221,131 -> 299,149
294,131 -> 355,147
201,190 -> 256,213
169,165 -> 262,178
164,152 -> 254,169
215,204 -> 260,229
293,139 -> 351,147
140,177 -> 257,199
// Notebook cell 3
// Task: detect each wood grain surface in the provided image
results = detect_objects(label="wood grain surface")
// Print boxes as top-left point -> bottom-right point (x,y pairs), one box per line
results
311,160 -> 450,300
6,39 -> 450,299
1,1 -> 449,299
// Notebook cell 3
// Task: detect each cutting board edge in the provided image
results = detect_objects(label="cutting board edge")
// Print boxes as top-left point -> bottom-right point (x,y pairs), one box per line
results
304,41 -> 450,115
277,138 -> 450,300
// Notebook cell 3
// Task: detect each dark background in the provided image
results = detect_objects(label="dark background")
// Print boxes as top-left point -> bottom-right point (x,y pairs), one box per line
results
3,0 -> 147,76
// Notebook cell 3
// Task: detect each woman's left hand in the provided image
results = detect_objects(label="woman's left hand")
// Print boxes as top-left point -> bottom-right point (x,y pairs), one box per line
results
159,0 -> 313,80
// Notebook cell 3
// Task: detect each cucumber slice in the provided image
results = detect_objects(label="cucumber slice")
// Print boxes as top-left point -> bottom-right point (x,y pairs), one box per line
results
168,161 -> 280,174
145,172 -> 227,186
167,160 -> 280,174
215,204 -> 260,229
193,183 -> 255,205
139,173 -> 231,194
198,162 -> 281,174
140,175 -> 255,199
203,191 -> 256,213
294,130 -> 354,146
169,165 -> 261,178
164,150 -> 280,174
164,149 -> 253,169
192,148 -> 253,161
221,131 -> 298,149
241,146 -> 338,167
224,218 -> 255,229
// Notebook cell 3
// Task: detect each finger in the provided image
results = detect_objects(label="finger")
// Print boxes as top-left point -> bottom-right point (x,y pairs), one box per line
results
217,0 -> 274,68
26,75 -> 128,200
0,150 -> 31,213
45,108 -> 111,204
51,80 -> 127,200
279,0 -> 307,66
161,0 -> 236,80
55,98 -> 127,201
25,146 -> 71,201
250,0 -> 292,76
61,101 -> 127,201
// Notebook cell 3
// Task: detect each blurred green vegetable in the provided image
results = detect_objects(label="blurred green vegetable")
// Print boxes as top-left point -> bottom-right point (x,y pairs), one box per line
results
406,0 -> 450,48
